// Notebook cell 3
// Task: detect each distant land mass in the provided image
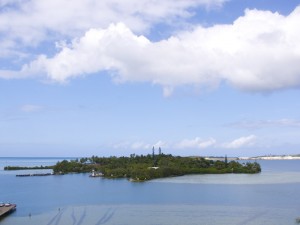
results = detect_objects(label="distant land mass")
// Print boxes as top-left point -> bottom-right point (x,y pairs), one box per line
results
240,154 -> 300,160
205,154 -> 300,161
6,154 -> 261,182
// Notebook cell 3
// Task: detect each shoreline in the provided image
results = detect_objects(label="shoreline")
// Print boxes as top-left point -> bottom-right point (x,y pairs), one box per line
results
205,156 -> 300,161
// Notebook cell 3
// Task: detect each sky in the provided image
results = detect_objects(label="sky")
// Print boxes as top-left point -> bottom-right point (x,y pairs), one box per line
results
1,0 -> 300,157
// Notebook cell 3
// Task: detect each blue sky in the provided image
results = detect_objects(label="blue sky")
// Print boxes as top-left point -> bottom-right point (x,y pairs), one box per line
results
1,0 -> 300,157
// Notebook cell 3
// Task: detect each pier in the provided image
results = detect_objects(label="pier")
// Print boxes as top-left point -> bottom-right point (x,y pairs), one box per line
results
0,204 -> 16,219
16,173 -> 53,177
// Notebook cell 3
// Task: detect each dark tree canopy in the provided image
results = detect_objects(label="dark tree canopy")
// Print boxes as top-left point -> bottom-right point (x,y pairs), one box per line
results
51,154 -> 261,182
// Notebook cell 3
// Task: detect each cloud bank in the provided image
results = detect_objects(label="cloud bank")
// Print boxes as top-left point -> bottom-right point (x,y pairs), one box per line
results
112,136 -> 255,151
20,104 -> 43,113
0,0 -> 226,52
222,135 -> 257,149
229,119 -> 300,129
4,6 -> 298,95
1,3 -> 300,96
175,137 -> 216,149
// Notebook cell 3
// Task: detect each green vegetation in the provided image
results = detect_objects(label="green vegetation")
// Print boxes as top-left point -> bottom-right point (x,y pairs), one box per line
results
52,154 -> 261,181
52,159 -> 99,174
4,165 -> 53,170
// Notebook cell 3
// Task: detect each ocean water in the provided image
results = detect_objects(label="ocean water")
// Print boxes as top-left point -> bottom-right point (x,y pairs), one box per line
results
0,158 -> 300,225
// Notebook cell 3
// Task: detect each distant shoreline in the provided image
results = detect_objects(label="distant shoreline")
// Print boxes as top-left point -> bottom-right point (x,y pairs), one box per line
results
205,156 -> 300,161
1,155 -> 300,161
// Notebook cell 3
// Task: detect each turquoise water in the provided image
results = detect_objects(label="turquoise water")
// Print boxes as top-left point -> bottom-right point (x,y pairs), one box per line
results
0,158 -> 300,224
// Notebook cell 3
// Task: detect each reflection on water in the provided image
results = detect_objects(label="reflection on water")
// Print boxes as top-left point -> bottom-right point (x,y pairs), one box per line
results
1,204 -> 298,225
150,172 -> 300,184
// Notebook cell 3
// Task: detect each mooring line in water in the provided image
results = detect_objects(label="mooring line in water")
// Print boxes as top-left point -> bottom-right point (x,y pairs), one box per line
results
76,207 -> 87,225
95,208 -> 116,225
71,208 -> 77,225
46,208 -> 65,225
53,209 -> 65,225
236,211 -> 268,225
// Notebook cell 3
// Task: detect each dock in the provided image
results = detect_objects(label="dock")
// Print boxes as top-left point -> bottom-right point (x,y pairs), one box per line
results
0,204 -> 16,219
16,173 -> 53,177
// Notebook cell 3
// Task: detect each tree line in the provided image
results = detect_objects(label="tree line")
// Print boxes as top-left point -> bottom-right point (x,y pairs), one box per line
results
4,165 -> 54,170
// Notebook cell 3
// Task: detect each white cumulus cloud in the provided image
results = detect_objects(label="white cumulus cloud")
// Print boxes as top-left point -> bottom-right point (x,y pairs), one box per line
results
222,135 -> 257,149
112,140 -> 167,150
6,6 -> 300,94
153,140 -> 169,149
176,137 -> 216,149
20,104 -> 43,112
0,0 -> 227,52
130,141 -> 151,150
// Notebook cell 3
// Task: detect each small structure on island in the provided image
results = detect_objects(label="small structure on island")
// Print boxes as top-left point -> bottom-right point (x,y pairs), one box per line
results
148,166 -> 159,170
89,170 -> 103,178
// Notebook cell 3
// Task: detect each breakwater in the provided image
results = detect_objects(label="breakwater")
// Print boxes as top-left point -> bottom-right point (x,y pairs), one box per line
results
16,173 -> 53,177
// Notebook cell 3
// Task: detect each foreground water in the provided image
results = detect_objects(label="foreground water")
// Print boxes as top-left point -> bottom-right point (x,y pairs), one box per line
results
0,158 -> 300,224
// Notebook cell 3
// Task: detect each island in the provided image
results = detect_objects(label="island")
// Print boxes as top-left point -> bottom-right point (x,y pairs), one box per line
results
51,154 -> 261,181
4,154 -> 261,181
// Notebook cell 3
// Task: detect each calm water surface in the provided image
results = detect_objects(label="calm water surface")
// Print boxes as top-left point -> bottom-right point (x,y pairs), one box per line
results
0,158 -> 300,225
